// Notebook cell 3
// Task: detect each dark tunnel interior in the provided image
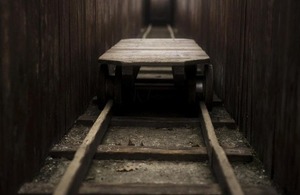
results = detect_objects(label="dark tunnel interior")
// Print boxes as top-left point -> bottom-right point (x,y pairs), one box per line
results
0,0 -> 299,194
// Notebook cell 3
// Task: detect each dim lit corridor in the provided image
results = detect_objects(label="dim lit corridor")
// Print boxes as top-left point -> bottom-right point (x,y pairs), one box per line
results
1,0 -> 299,194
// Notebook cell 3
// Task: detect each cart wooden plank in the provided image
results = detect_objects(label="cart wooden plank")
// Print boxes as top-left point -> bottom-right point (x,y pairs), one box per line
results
98,38 -> 210,66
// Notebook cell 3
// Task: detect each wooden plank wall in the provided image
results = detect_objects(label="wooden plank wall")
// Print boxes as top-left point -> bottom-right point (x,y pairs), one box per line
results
0,0 -> 143,194
174,0 -> 300,194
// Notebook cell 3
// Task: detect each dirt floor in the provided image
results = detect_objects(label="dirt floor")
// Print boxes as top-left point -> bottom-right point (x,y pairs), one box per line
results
232,157 -> 272,186
102,126 -> 205,148
31,157 -> 69,184
85,160 -> 214,185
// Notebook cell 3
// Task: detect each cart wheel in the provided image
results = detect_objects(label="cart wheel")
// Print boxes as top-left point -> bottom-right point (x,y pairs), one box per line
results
204,64 -> 213,110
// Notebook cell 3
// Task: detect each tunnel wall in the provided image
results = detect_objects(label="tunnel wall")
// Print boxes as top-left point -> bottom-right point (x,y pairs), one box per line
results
175,0 -> 299,194
0,0 -> 143,194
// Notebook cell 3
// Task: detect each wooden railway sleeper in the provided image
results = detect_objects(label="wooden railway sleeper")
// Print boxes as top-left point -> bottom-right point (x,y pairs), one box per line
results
18,99 -> 280,195
52,101 -> 244,195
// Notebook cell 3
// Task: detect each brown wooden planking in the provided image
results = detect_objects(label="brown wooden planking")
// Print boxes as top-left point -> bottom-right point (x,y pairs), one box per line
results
112,47 -> 202,50
99,56 -> 210,65
19,183 -> 222,195
212,118 -> 237,129
110,116 -> 236,129
50,145 -> 253,162
1,1 -> 143,194
272,2 -> 300,195
53,101 -> 113,195
51,145 -> 208,161
79,183 -> 221,195
199,102 -> 244,195
116,38 -> 200,44
175,1 -> 300,194
242,185 -> 279,195
105,50 -> 207,55
19,183 -> 278,195
99,38 -> 210,66
110,116 -> 199,127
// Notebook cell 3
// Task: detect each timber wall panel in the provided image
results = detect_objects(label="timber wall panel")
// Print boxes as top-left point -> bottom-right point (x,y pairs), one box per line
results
175,0 -> 300,194
0,1 -> 143,194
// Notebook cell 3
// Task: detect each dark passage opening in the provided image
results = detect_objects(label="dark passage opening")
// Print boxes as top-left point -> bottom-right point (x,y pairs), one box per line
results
144,0 -> 174,25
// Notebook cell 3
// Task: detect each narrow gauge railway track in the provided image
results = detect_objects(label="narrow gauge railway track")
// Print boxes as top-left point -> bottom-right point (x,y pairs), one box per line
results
19,99 -> 276,195
19,25 -> 277,195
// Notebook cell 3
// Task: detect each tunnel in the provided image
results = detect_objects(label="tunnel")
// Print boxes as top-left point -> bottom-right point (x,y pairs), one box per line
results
1,0 -> 299,194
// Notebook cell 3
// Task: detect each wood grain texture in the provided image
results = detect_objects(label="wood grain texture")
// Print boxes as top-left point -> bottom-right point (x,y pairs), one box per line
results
175,0 -> 300,194
199,102 -> 244,195
19,182 -> 279,195
99,39 -> 210,66
50,145 -> 253,162
0,1 -> 143,194
20,183 -> 222,195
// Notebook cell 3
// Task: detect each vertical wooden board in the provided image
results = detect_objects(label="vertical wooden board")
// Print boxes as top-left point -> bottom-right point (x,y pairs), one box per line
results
224,0 -> 237,117
40,0 -> 60,147
12,0 -> 32,192
122,0 -> 129,38
77,0 -> 83,110
244,0 -> 275,176
58,0 -> 70,135
110,0 -> 117,44
23,0 -> 43,180
83,0 -> 89,104
0,0 -> 3,189
67,0 -> 79,128
272,1 -> 300,194
0,0 -> 9,191
111,0 -> 116,44
0,1 -> 145,194
0,1 -> 26,193
39,0 -> 49,150
236,0 -> 247,129
239,0 -> 253,142
174,0 -> 300,194
103,0 -> 110,50
95,0 -> 103,97
95,0 -> 104,54
51,0 -> 60,141
85,0 -> 97,95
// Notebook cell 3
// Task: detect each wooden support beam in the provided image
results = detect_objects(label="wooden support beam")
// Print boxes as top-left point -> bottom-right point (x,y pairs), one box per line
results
20,183 -> 222,195
110,116 -> 200,127
212,118 -> 237,129
199,102 -> 244,195
53,100 -> 113,195
50,145 -> 253,163
110,116 -> 236,129
19,183 -> 278,195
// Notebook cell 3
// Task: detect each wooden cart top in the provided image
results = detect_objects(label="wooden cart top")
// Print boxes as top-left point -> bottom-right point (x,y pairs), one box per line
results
98,38 -> 210,66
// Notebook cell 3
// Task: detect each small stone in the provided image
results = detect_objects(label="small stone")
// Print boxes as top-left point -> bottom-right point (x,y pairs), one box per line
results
86,176 -> 95,181
128,139 -> 135,146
